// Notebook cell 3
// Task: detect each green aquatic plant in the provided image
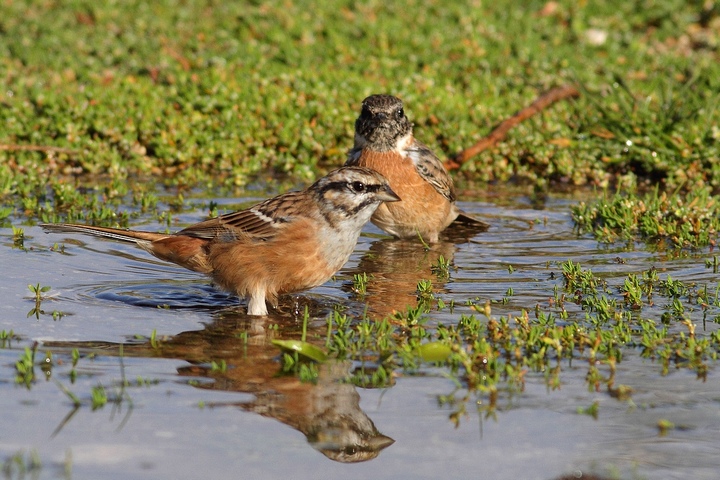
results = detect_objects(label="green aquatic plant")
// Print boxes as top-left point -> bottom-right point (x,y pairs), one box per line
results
416,279 -> 435,304
572,186 -> 720,248
272,340 -> 328,364
14,346 -> 36,388
50,346 -> 136,436
11,226 -> 24,249
0,329 -> 19,349
657,419 -> 675,436
577,401 -> 600,419
0,450 -> 42,478
91,384 -> 108,410
273,307 -> 326,382
210,360 -> 227,373
561,260 -> 607,294
431,255 -> 451,280
26,283 -> 51,319
351,272 -> 369,295
314,260 -> 720,415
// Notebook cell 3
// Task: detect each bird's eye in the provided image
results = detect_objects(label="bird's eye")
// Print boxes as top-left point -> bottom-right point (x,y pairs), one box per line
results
350,181 -> 366,193
360,105 -> 371,118
396,107 -> 404,118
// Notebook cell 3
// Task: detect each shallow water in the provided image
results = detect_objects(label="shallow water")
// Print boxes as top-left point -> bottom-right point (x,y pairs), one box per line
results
2,186 -> 720,479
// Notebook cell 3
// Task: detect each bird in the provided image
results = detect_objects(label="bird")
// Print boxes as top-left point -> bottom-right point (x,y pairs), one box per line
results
346,94 -> 489,243
41,166 -> 400,316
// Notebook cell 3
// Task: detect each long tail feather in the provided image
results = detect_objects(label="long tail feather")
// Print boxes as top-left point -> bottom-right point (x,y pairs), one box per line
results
41,223 -> 212,273
40,223 -> 169,244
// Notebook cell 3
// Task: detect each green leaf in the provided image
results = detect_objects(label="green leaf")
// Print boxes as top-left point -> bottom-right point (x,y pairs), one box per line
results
416,342 -> 452,362
271,339 -> 328,363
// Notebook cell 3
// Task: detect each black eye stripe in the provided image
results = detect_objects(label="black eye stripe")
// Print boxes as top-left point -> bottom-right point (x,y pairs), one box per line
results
318,181 -> 383,195
353,182 -> 382,194
323,198 -> 375,220
346,197 -> 379,216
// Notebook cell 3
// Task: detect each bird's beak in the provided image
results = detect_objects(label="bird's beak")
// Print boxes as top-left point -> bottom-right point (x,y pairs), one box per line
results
367,433 -> 395,450
378,186 -> 401,203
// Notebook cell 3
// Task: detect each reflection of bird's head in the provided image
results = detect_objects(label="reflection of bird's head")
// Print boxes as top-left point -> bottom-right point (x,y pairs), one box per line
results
309,428 -> 395,463
302,360 -> 395,463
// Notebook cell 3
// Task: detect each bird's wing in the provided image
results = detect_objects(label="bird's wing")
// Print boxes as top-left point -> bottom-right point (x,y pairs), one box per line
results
406,141 -> 456,202
176,192 -> 302,241
345,147 -> 362,166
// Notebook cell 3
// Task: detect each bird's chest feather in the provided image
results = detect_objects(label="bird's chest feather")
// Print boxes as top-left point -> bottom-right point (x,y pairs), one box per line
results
356,150 -> 435,203
359,149 -> 447,218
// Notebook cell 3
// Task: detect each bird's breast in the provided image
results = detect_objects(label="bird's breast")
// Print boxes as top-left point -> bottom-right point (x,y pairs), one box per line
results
355,149 -> 439,202
353,148 -> 454,241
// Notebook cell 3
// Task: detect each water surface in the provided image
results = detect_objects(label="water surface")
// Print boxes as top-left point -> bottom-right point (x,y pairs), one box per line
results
1,186 -> 719,479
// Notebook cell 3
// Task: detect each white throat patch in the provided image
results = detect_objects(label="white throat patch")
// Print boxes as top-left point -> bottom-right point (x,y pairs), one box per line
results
394,132 -> 413,155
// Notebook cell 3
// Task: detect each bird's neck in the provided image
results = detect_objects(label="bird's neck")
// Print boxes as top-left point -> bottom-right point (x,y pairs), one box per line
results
353,132 -> 413,155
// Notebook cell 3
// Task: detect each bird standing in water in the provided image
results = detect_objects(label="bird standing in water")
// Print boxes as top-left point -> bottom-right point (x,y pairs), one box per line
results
346,94 -> 488,243
42,166 -> 400,316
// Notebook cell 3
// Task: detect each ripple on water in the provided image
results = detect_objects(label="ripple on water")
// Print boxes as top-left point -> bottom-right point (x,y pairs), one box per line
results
85,280 -> 238,309
65,278 -> 358,319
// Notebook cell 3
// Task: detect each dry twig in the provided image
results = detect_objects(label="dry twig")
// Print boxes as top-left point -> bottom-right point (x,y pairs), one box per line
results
446,84 -> 580,170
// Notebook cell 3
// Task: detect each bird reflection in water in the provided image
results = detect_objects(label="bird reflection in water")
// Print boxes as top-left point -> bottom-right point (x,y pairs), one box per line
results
42,310 -> 393,463
39,222 -> 485,461
192,360 -> 395,463
351,221 -> 483,318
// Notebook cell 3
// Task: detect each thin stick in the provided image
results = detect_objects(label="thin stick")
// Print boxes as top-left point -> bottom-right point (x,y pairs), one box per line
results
446,84 -> 580,170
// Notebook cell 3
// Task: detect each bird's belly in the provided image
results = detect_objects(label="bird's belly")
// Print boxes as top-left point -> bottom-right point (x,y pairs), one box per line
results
207,224 -> 342,300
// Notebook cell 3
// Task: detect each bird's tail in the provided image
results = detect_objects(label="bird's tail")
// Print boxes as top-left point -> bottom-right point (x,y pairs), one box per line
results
453,212 -> 490,231
443,212 -> 490,243
40,223 -> 169,244
41,223 -> 212,273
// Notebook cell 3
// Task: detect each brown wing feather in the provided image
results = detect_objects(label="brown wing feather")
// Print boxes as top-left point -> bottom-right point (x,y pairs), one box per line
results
406,141 -> 456,203
177,191 -> 305,240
